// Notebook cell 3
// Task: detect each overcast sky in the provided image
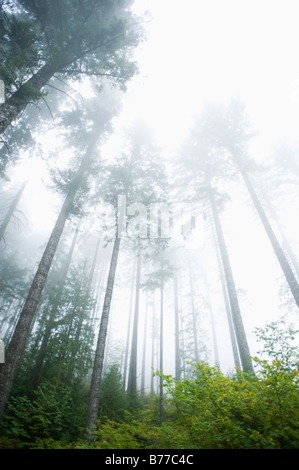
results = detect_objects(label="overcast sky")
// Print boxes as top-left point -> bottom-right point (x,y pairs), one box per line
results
102,0 -> 299,160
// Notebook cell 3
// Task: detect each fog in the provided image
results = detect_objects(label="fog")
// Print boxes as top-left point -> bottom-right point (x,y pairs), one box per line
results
0,0 -> 298,433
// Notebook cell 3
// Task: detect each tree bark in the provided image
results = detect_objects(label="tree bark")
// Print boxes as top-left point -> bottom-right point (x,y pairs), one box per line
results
200,266 -> 220,366
85,235 -> 121,437
236,159 -> 299,309
150,291 -> 156,395
31,225 -> 80,389
141,292 -> 148,395
122,258 -> 136,389
188,267 -> 199,364
0,192 -> 73,419
211,223 -> 241,370
0,181 -> 27,242
0,138 -> 97,420
159,284 -> 164,424
127,243 -> 142,402
261,193 -> 299,281
209,189 -> 254,374
173,267 -> 181,380
0,63 -> 57,136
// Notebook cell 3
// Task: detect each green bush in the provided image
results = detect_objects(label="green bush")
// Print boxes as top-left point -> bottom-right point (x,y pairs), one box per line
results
155,359 -> 299,449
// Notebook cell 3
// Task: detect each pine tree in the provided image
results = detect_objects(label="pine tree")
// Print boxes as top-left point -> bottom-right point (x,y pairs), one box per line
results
0,0 -> 143,136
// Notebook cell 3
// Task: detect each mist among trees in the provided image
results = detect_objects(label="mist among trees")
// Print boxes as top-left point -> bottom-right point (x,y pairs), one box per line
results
0,0 -> 298,450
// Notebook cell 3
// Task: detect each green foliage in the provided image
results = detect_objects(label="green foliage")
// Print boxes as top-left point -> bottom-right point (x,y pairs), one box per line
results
1,313 -> 298,449
98,365 -> 129,423
155,360 -> 299,449
1,0 -> 143,98
0,381 -> 87,447
254,318 -> 299,371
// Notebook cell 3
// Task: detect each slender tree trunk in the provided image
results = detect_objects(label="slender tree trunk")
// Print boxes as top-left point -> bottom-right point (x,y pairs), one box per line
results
31,225 -> 80,388
150,292 -> 156,395
236,160 -> 299,309
209,189 -> 254,374
127,243 -> 142,402
0,181 -> 27,242
200,267 -> 220,366
262,193 -> 299,280
141,292 -> 148,395
173,267 -> 181,380
123,258 -> 136,389
159,284 -> 164,424
0,63 -> 57,136
211,224 -> 241,370
85,235 -> 121,437
188,267 -> 199,364
0,194 -> 72,418
0,139 -> 97,420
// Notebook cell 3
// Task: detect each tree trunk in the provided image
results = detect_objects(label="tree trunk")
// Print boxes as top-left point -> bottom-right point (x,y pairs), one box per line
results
0,63 -> 57,136
236,160 -> 299,309
31,225 -> 80,388
127,243 -> 142,402
188,267 -> 199,364
150,291 -> 156,395
0,181 -> 27,242
209,189 -> 254,374
173,267 -> 181,380
159,284 -> 164,424
211,223 -> 241,370
0,139 -> 97,420
200,266 -> 220,367
141,292 -> 148,395
122,258 -> 136,389
0,192 -> 72,418
262,193 -> 299,280
85,235 -> 121,437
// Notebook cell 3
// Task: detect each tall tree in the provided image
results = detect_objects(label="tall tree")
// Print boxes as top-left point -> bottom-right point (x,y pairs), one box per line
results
176,118 -> 254,373
142,248 -> 173,422
86,233 -> 121,436
30,224 -> 80,389
203,100 -> 299,310
127,240 -> 142,403
0,181 -> 27,242
0,91 -> 118,420
0,0 -> 143,137
86,122 -> 169,433
209,187 -> 254,373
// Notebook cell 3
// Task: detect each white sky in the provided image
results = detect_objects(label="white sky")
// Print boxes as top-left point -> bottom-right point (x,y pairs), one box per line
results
103,0 -> 299,160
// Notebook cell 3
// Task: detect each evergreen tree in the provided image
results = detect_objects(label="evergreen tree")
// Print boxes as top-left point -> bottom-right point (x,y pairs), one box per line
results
0,0 -> 143,136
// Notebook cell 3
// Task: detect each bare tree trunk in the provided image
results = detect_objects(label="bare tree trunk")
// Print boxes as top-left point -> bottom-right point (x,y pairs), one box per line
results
173,267 -> 181,380
0,137 -> 97,420
262,193 -> 299,280
127,243 -> 142,402
85,235 -> 121,437
188,267 -> 199,364
0,191 -> 73,419
211,223 -> 241,370
209,189 -> 254,374
200,266 -> 220,366
0,181 -> 27,242
236,160 -> 299,309
141,292 -> 148,395
31,225 -> 80,388
123,258 -> 136,389
159,284 -> 164,424
150,292 -> 156,395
